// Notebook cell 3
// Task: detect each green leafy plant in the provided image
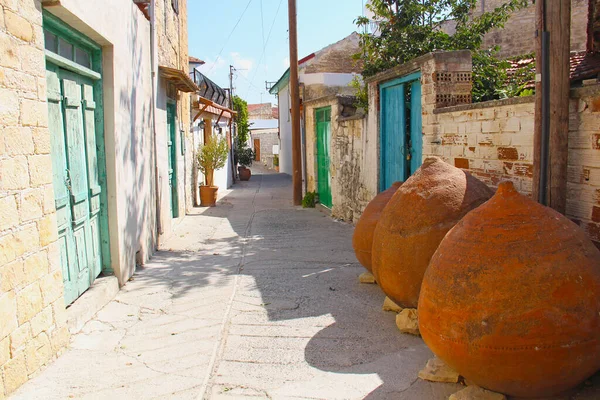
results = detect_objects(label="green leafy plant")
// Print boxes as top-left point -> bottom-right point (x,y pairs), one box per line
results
232,95 -> 250,146
349,76 -> 369,110
197,134 -> 229,186
273,154 -> 279,167
302,192 -> 316,208
236,147 -> 254,168
355,0 -> 528,101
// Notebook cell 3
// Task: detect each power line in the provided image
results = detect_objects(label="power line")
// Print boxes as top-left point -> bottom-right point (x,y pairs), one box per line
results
245,0 -> 285,98
207,0 -> 254,74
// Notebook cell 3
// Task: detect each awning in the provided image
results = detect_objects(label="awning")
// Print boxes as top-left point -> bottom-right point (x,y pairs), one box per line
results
192,95 -> 237,123
158,66 -> 198,93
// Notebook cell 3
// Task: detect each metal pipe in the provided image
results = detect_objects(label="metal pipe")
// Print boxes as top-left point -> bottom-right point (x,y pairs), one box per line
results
301,83 -> 307,195
150,0 -> 163,239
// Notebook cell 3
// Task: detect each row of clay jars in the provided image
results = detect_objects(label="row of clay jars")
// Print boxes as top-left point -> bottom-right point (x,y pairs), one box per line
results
419,181 -> 600,398
352,181 -> 403,273
371,157 -> 494,308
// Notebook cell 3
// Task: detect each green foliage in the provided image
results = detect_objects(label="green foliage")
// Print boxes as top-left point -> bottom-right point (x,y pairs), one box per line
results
232,95 -> 250,146
273,154 -> 279,167
236,147 -> 254,167
302,192 -> 316,208
355,0 -> 528,101
350,76 -> 369,110
197,134 -> 229,186
356,0 -> 527,77
472,50 -> 535,102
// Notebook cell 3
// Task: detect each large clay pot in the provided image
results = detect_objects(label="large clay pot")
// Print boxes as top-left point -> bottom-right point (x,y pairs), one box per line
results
418,181 -> 600,398
200,185 -> 218,207
239,167 -> 251,181
372,157 -> 493,308
352,182 -> 403,272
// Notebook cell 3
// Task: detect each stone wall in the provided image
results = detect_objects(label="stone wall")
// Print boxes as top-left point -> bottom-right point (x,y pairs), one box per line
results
305,96 -> 372,222
475,0 -> 588,57
0,1 -> 69,397
250,129 -> 279,169
427,85 -> 600,249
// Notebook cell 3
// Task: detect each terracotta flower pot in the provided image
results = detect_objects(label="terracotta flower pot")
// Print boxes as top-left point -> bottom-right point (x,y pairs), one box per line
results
418,181 -> 600,398
372,157 -> 493,308
200,185 -> 218,207
239,167 -> 251,181
352,182 -> 403,272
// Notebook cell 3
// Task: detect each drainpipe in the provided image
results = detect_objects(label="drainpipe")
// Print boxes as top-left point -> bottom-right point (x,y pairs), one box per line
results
150,0 -> 163,239
301,83 -> 307,195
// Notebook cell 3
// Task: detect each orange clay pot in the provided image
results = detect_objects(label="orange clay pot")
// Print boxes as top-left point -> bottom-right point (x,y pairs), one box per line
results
352,182 -> 403,272
418,181 -> 600,398
371,157 -> 493,308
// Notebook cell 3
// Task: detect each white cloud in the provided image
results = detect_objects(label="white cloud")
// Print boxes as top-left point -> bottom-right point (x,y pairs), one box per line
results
198,56 -> 227,77
231,52 -> 254,77
283,57 -> 290,68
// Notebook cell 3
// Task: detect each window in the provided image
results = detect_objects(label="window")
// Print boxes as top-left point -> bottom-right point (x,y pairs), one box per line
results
44,28 -> 93,70
171,0 -> 179,14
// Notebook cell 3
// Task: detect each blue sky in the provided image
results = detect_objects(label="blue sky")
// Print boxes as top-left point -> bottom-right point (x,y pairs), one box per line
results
188,0 -> 365,105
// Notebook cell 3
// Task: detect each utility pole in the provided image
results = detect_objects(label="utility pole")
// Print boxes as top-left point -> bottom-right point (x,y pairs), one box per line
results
533,0 -> 570,213
288,0 -> 302,206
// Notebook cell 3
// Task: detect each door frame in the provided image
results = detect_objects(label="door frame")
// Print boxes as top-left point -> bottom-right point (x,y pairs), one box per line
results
43,11 -> 112,275
315,106 -> 332,209
379,71 -> 422,192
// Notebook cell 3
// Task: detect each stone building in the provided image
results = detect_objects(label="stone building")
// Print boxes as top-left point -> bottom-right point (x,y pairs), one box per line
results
248,103 -> 277,120
0,0 -> 194,396
249,119 -> 279,169
475,0 -> 588,58
269,32 -> 362,178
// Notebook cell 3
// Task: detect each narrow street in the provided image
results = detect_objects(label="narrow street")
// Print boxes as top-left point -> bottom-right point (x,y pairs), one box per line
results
9,167 -> 460,400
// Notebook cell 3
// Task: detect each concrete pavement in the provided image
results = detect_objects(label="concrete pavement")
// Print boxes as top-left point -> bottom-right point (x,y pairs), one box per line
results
10,166 -> 599,399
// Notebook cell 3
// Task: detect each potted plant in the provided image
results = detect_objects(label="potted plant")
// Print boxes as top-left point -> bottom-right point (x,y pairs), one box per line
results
197,133 -> 229,206
237,147 -> 254,181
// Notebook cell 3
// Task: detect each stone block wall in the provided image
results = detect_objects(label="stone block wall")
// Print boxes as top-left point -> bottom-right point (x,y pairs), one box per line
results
427,84 -> 600,249
305,96 -> 372,222
251,130 -> 279,169
0,0 -> 69,397
475,0 -> 588,58
428,97 -> 535,195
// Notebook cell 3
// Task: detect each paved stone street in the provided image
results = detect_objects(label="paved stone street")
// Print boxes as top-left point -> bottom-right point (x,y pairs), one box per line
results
13,167 -> 600,400
10,167 -> 459,399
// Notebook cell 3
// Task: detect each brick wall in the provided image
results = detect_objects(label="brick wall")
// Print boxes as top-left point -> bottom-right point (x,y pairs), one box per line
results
250,129 -> 279,168
475,0 -> 588,57
427,85 -> 600,249
0,1 -> 69,397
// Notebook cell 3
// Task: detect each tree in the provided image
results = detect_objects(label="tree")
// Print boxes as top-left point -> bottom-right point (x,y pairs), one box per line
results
232,95 -> 249,147
354,0 -> 529,101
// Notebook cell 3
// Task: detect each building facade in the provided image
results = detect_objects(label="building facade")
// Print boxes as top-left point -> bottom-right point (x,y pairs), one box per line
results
0,0 -> 194,395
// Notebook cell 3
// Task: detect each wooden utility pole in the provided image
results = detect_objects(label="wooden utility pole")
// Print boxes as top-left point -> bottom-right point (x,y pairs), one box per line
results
533,0 -> 570,214
288,0 -> 302,206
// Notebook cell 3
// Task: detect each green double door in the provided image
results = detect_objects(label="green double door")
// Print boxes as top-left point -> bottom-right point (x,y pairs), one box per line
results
316,107 -> 332,209
46,64 -> 104,305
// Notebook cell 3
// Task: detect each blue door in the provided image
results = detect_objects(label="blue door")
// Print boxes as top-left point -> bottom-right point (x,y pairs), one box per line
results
379,72 -> 422,192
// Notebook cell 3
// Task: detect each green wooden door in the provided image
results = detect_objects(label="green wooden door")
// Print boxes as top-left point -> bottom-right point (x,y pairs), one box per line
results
46,64 -> 104,304
316,107 -> 332,209
167,103 -> 179,218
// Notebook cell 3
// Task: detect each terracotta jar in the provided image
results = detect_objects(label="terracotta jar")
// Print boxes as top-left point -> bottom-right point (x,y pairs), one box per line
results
418,181 -> 600,398
352,182 -> 403,272
371,157 -> 493,308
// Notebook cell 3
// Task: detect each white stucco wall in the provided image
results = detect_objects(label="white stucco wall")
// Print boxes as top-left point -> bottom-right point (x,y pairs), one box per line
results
278,84 -> 293,175
300,72 -> 358,87
45,1 -> 155,285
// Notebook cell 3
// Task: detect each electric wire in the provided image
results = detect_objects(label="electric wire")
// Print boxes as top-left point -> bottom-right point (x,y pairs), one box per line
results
207,0 -> 254,74
244,0 -> 285,99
